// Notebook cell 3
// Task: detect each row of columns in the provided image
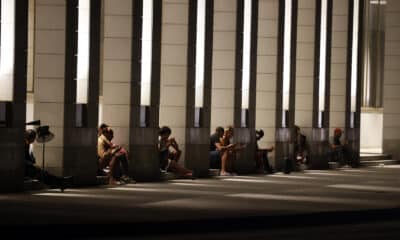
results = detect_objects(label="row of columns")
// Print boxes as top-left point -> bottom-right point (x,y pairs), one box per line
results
1,0 -> 363,192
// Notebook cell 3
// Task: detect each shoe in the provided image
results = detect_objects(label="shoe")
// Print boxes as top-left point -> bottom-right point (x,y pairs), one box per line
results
120,175 -> 132,183
59,176 -> 73,192
230,172 -> 238,176
220,171 -> 232,176
109,179 -> 121,185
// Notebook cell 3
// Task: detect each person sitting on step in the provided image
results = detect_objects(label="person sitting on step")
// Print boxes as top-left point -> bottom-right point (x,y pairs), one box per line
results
158,126 -> 193,178
24,129 -> 72,191
215,126 -> 246,176
98,127 -> 131,185
255,129 -> 275,174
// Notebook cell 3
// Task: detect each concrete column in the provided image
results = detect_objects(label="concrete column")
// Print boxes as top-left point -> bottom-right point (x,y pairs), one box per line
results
33,0 -> 66,176
159,0 -> 189,167
274,0 -> 298,171
185,0 -> 213,177
0,0 -> 28,192
383,0 -> 400,160
63,0 -> 101,185
255,0 -> 279,168
129,0 -> 163,181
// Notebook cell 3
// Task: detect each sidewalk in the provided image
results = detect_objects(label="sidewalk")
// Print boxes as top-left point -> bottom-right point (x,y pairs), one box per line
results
2,167 -> 400,238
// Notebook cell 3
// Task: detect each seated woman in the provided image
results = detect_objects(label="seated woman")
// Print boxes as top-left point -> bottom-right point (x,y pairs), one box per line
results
98,127 -> 131,185
24,129 -> 72,191
255,129 -> 275,174
158,126 -> 193,178
215,126 -> 246,176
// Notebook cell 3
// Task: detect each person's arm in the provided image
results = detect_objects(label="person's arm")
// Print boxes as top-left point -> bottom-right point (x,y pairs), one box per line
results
215,142 -> 235,151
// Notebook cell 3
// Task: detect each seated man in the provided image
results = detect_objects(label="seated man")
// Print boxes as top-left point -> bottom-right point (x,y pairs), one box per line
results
158,126 -> 193,178
329,128 -> 350,168
24,129 -> 72,191
215,126 -> 246,176
209,126 -> 224,169
255,129 -> 275,174
98,127 -> 131,185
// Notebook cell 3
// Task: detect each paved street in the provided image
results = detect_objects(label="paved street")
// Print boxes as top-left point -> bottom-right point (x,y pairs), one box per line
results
1,166 -> 400,239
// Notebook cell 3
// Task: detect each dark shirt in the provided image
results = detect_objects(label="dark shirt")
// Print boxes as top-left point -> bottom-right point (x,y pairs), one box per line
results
24,143 -> 35,166
333,136 -> 341,146
210,133 -> 220,151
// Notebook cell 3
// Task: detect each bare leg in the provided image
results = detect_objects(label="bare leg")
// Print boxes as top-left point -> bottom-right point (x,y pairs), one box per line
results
168,160 -> 192,177
108,156 -> 120,185
220,151 -> 228,174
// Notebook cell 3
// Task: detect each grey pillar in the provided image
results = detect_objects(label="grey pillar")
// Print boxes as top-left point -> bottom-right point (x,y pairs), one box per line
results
184,0 -> 213,177
63,0 -> 101,185
309,128 -> 329,169
129,0 -> 162,182
0,0 -> 28,192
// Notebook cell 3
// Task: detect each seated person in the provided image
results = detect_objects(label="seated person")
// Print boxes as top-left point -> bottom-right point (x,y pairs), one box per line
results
158,126 -> 193,178
209,126 -> 224,169
255,129 -> 275,174
98,123 -> 109,137
293,125 -> 308,168
215,126 -> 246,176
24,129 -> 72,191
329,128 -> 350,168
98,127 -> 131,185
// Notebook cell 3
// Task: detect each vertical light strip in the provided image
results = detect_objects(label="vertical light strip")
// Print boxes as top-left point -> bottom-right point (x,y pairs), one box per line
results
350,0 -> 359,112
76,0 -> 90,104
318,0 -> 327,112
241,0 -> 252,109
282,0 -> 292,111
195,0 -> 206,108
0,0 -> 16,101
141,0 -> 153,106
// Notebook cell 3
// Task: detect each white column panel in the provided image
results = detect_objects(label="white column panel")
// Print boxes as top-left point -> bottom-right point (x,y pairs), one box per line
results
159,0 -> 189,164
101,0 -> 132,146
211,0 -> 237,132
255,0 -> 278,159
33,1 -> 66,175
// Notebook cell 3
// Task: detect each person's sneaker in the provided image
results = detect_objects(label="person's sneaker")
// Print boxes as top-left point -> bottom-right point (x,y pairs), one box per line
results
230,172 -> 238,176
220,171 -> 232,176
59,176 -> 73,192
120,175 -> 132,184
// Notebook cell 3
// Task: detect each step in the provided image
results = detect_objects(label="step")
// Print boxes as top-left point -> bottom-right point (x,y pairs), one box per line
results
360,159 -> 400,167
360,153 -> 392,161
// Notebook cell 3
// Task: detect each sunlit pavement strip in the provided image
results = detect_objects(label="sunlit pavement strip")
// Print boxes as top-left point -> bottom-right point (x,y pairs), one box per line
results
373,165 -> 400,169
268,173 -> 317,180
108,186 -> 226,195
227,193 -> 393,206
304,171 -> 361,177
32,192 -> 116,199
222,178 -> 299,184
327,184 -> 400,193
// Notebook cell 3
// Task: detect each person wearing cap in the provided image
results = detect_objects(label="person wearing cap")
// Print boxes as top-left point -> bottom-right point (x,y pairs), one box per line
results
255,129 -> 275,174
24,129 -> 72,191
329,128 -> 350,167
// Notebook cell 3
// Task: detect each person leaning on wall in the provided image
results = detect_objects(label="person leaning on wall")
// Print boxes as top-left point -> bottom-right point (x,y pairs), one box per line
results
24,129 -> 73,191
